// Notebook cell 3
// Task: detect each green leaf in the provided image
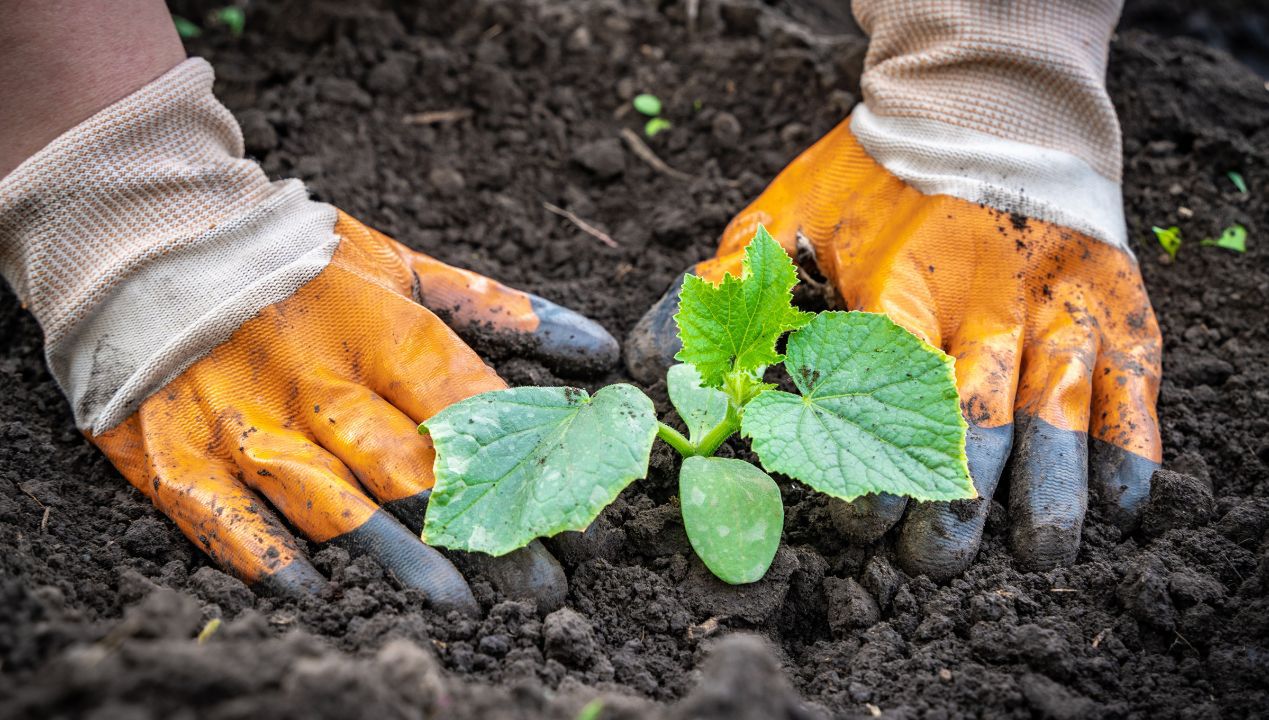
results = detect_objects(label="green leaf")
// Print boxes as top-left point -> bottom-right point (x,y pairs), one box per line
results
575,699 -> 605,720
422,384 -> 657,556
213,6 -> 245,36
1153,225 -> 1182,258
633,93 -> 662,116
1200,224 -> 1247,253
1228,171 -> 1248,194
741,312 -> 973,502
173,15 -> 202,38
679,456 -> 783,584
673,226 -> 812,388
666,364 -> 730,445
644,117 -> 672,137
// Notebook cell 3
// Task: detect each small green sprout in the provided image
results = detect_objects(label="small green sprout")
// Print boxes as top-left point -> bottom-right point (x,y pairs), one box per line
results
1200,224 -> 1247,253
644,117 -> 673,137
576,699 -> 605,720
419,227 -> 971,585
1153,225 -> 1182,258
197,618 -> 221,644
1227,171 -> 1248,194
632,94 -> 662,116
173,15 -> 202,38
632,94 -> 671,137
212,6 -> 246,37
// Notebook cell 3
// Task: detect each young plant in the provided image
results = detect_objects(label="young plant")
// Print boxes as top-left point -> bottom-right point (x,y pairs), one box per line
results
633,93 -> 672,137
420,227 -> 973,584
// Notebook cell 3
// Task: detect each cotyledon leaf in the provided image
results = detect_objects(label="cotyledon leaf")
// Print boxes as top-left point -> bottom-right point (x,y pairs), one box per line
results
666,363 -> 730,445
679,456 -> 783,584
741,312 -> 973,502
421,384 -> 657,556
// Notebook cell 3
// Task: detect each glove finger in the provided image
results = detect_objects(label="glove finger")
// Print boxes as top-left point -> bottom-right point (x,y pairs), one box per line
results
826,493 -> 908,543
98,419 -> 328,597
625,250 -> 748,385
235,425 -> 478,615
1008,318 -> 1096,572
897,325 -> 1021,580
302,376 -> 437,531
451,541 -> 568,614
1088,321 -> 1163,532
402,247 -> 618,376
366,303 -> 508,425
898,424 -> 1012,579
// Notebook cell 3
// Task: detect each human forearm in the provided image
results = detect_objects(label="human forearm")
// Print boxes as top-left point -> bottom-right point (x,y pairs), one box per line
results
0,0 -> 184,179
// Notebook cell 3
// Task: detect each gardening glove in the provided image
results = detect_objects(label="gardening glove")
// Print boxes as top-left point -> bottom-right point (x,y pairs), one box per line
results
628,0 -> 1161,580
0,59 -> 620,614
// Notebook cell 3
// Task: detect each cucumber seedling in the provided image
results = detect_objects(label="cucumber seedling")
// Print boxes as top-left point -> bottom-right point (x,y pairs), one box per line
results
419,227 -> 973,584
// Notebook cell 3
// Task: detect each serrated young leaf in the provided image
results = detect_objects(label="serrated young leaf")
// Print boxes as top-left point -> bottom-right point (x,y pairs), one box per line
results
422,384 -> 657,556
741,312 -> 973,502
673,226 -> 812,388
666,364 -> 730,445
679,456 -> 783,584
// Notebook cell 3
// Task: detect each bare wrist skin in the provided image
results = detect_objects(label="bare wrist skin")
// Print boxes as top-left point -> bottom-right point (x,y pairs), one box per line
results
0,0 -> 185,179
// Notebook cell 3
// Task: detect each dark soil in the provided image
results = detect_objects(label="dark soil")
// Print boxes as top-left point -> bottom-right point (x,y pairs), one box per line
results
3,1 -> 1268,718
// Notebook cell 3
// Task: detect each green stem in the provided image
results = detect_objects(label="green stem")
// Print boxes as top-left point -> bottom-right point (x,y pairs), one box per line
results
657,422 -> 696,457
693,406 -> 741,458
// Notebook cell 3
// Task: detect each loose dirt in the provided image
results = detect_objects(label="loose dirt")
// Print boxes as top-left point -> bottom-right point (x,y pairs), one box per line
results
2,1 -> 1267,718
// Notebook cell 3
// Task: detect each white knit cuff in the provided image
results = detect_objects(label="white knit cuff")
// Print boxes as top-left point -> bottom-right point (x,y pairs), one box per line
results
852,0 -> 1127,250
0,58 -> 338,432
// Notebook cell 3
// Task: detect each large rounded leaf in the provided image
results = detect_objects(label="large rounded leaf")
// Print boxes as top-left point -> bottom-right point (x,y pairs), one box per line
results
741,312 -> 973,502
679,456 -> 783,584
422,384 -> 657,556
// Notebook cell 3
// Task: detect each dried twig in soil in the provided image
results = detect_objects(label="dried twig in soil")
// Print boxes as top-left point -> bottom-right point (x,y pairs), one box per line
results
620,128 -> 694,181
18,483 -> 49,532
402,109 -> 474,125
542,202 -> 619,248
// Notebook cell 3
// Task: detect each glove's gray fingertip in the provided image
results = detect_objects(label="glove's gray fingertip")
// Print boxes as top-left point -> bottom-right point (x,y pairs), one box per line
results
1009,521 -> 1082,571
383,490 -> 431,535
896,498 -> 988,582
526,295 -> 620,376
625,272 -> 687,385
256,556 -> 330,599
1089,437 -> 1159,532
896,422 -> 1012,581
1008,414 -> 1088,573
332,510 -> 479,616
828,493 -> 907,543
455,540 -> 568,614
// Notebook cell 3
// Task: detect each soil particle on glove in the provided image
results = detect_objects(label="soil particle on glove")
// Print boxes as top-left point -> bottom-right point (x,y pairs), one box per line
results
2,0 -> 1269,717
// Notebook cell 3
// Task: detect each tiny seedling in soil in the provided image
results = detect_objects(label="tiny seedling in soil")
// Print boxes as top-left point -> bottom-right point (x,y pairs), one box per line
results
173,15 -> 202,38
1201,224 -> 1247,253
1153,223 -> 1248,259
1227,171 -> 1248,194
419,227 -> 973,584
1153,225 -> 1182,258
633,93 -> 672,137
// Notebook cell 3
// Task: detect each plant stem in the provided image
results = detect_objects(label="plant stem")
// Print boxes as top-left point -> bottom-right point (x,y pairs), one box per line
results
693,406 -> 741,458
657,422 -> 696,457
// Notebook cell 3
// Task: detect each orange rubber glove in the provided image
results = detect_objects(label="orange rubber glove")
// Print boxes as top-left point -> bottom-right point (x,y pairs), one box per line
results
1,57 -> 623,614
631,0 -> 1159,580
91,212 -> 616,613
630,120 -> 1160,579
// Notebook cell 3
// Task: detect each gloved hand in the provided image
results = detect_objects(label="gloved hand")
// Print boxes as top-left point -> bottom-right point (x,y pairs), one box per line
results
628,0 -> 1160,580
0,59 -> 618,614
93,212 -> 616,613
